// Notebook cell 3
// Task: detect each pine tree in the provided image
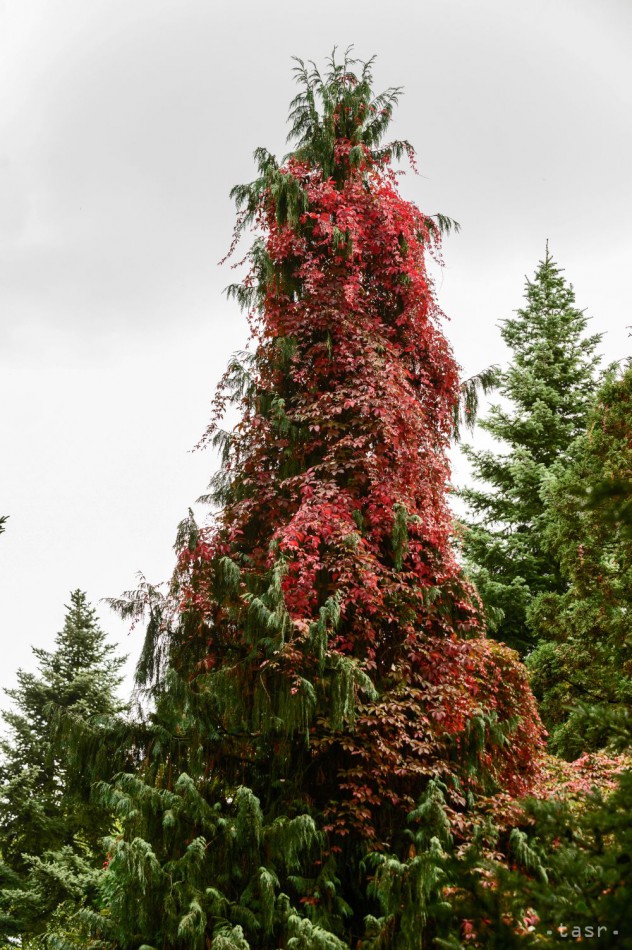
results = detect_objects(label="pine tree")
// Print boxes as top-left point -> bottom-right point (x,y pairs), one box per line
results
461,248 -> 602,654
528,367 -> 632,758
0,589 -> 126,941
86,52 -> 542,949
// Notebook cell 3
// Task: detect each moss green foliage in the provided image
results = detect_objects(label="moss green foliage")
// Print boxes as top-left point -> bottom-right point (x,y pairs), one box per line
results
528,367 -> 632,757
461,248 -> 601,653
0,590 -> 126,943
73,772 -> 351,949
363,780 -> 453,948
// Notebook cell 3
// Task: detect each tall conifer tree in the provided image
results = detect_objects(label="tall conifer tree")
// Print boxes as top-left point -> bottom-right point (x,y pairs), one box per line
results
87,53 -> 542,949
528,367 -> 632,757
461,248 -> 601,654
0,590 -> 126,941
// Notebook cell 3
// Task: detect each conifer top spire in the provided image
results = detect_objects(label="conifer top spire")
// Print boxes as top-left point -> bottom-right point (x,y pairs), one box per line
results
462,248 -> 602,652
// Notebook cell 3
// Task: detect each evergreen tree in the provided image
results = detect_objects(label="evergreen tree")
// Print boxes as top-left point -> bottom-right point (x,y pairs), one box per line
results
461,248 -> 602,654
85,52 -> 542,949
0,589 -> 126,941
528,367 -> 632,758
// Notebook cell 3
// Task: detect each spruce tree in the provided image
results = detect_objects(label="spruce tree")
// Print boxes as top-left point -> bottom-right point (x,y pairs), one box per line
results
85,52 -> 542,949
461,248 -> 602,654
528,367 -> 632,758
0,589 -> 126,941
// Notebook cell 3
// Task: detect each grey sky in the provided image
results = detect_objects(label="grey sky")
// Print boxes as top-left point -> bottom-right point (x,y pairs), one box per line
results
1,0 -> 630,695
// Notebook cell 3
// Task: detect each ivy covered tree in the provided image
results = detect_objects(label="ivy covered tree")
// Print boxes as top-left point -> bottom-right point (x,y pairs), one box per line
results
528,367 -> 632,758
0,590 -> 126,942
461,248 -> 602,654
85,52 -> 542,949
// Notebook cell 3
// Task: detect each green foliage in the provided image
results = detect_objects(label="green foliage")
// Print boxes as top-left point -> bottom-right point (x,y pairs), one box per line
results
461,247 -> 602,653
227,48 -> 455,261
0,590 -> 126,942
364,781 -> 452,948
375,748 -> 632,947
76,773 -> 349,949
528,367 -> 632,757
286,914 -> 348,949
107,573 -> 170,693
452,366 -> 501,442
287,50 -> 408,180
392,503 -> 410,572
498,758 -> 632,946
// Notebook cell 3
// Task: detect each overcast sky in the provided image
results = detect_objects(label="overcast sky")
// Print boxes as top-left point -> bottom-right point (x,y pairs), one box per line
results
1,0 -> 630,698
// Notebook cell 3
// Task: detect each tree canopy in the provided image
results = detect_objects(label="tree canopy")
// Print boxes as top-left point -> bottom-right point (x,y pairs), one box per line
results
0,590 -> 126,942
528,366 -> 632,758
461,247 -> 601,653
